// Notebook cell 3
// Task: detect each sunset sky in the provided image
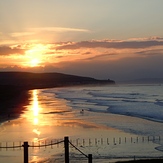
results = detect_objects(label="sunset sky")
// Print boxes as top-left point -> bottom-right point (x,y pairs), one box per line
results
0,0 -> 163,81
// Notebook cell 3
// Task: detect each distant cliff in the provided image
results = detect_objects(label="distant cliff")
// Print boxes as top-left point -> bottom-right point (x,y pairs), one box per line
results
0,72 -> 115,90
0,72 -> 115,120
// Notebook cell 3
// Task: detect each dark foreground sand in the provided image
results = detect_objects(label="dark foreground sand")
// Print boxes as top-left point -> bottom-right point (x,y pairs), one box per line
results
0,85 -> 30,124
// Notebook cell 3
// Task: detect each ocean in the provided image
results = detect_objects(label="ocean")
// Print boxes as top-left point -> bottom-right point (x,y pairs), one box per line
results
49,84 -> 163,136
0,84 -> 163,162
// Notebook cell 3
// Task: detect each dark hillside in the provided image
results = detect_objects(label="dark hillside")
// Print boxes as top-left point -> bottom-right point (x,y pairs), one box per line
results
0,72 -> 114,120
0,72 -> 115,89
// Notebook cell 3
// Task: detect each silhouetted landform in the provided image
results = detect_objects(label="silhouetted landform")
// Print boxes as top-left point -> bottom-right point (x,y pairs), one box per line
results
0,72 -> 115,89
0,72 -> 115,122
116,158 -> 163,163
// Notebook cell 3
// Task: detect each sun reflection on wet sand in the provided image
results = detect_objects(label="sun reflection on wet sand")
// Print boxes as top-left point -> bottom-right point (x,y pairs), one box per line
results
0,88 -> 142,163
19,89 -> 43,141
31,90 -> 41,140
17,88 -> 122,144
32,90 -> 39,114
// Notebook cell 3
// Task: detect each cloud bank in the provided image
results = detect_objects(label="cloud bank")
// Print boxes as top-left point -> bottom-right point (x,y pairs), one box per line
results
0,46 -> 24,56
0,37 -> 163,81
56,38 -> 163,50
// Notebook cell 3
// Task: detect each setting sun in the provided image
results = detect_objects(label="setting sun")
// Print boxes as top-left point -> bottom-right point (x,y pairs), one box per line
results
23,44 -> 48,67
30,58 -> 40,67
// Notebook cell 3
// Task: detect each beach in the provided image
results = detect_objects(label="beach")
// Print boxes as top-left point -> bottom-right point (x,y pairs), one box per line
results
0,84 -> 163,162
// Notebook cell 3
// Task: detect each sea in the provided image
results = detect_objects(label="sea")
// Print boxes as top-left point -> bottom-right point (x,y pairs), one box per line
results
0,84 -> 163,162
51,83 -> 163,135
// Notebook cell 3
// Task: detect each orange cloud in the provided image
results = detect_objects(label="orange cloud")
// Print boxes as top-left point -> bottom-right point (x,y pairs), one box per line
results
56,39 -> 163,50
1,37 -> 163,74
0,46 -> 25,56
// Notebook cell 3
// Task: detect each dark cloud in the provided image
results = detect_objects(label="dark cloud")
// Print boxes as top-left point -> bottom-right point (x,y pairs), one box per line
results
84,53 -> 117,61
2,54 -> 163,82
0,46 -> 24,55
40,54 -> 163,81
56,40 -> 163,50
82,52 -> 92,55
136,49 -> 163,56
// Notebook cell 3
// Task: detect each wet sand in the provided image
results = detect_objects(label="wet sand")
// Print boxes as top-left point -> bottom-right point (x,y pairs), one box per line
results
0,88 -> 163,163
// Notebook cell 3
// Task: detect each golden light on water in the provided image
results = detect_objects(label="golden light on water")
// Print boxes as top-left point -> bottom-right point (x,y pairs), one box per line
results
22,88 -> 83,143
34,117 -> 38,125
31,90 -> 41,138
33,90 -> 39,116
33,129 -> 41,136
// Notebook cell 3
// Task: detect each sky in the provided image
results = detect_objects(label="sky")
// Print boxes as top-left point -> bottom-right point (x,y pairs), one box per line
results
0,0 -> 163,81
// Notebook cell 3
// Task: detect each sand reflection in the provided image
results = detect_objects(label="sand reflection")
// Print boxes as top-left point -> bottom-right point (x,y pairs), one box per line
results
22,88 -> 115,143
32,90 -> 40,125
31,90 -> 41,140
32,90 -> 39,116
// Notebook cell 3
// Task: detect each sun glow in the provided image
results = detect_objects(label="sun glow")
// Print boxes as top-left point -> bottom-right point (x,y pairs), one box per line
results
24,44 -> 47,67
30,58 -> 40,67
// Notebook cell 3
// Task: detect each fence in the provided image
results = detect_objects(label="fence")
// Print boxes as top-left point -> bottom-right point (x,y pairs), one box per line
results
0,136 -> 92,163
0,135 -> 162,163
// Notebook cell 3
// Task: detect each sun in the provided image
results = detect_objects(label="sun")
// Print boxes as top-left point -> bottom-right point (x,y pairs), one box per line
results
30,58 -> 40,67
24,44 -> 47,67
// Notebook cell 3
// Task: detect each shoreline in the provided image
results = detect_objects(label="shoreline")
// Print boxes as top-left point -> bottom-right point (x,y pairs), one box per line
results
0,84 -> 163,163
0,83 -> 114,125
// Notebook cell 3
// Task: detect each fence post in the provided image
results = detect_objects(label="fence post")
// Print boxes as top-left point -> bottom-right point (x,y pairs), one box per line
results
64,137 -> 69,163
23,142 -> 29,163
88,154 -> 92,163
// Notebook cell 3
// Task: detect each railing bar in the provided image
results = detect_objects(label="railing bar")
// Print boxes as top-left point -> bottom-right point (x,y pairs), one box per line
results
29,140 -> 64,148
69,141 -> 88,158
0,145 -> 22,149
20,141 -> 21,150
1,135 -> 162,150
6,142 -> 7,151
32,142 -> 34,149
51,140 -> 53,149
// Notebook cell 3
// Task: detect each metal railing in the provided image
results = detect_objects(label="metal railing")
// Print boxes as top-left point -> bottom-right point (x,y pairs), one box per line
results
0,135 -> 162,163
0,137 -> 92,163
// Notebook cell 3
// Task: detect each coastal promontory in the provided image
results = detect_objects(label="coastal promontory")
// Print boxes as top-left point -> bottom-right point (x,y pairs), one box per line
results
0,72 -> 115,89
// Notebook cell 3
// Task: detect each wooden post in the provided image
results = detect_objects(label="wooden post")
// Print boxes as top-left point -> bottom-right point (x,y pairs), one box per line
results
23,142 -> 29,163
119,137 -> 121,144
64,137 -> 69,163
107,138 -> 109,145
89,139 -> 91,146
88,154 -> 92,163
113,138 -> 116,145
